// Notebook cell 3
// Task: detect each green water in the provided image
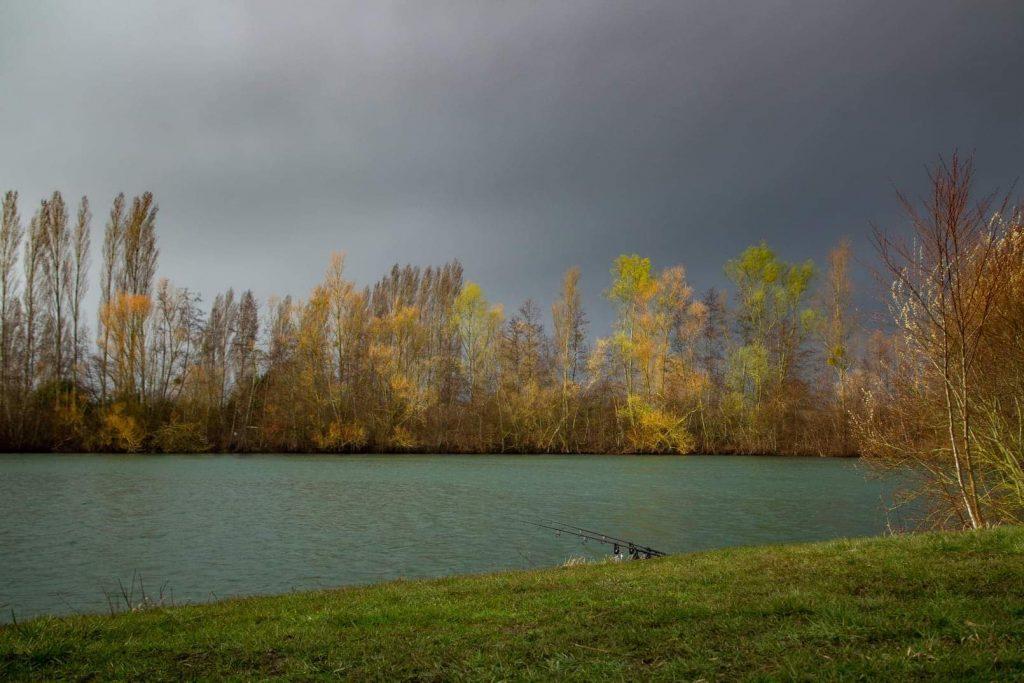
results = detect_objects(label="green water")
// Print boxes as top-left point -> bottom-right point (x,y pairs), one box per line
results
0,454 -> 908,621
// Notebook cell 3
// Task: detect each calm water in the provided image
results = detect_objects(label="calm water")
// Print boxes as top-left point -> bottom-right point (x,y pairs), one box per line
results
0,454 -> 906,621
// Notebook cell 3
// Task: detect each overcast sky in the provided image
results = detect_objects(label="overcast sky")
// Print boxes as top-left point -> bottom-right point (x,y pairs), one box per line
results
2,1 -> 1022,333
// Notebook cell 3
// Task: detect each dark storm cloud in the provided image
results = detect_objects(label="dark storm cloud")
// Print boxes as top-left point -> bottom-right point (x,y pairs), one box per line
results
2,0 -> 1023,332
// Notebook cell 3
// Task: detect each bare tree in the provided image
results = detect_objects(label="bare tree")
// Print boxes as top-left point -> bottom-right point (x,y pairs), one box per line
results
149,278 -> 201,405
872,152 -> 1017,528
698,287 -> 727,393
201,289 -> 238,442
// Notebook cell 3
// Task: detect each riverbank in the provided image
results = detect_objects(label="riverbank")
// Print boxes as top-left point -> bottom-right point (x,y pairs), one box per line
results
2,527 -> 1021,680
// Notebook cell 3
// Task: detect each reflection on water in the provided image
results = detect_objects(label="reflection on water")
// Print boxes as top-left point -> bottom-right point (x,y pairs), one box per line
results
0,454 -> 908,621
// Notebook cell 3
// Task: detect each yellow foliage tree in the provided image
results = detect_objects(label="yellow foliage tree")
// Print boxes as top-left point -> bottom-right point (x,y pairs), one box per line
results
101,403 -> 146,452
99,293 -> 152,401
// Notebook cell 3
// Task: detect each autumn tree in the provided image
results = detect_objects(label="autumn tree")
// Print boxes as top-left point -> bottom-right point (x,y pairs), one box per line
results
497,299 -> 551,451
971,215 -> 1024,523
121,193 -> 158,401
367,263 -> 432,448
821,237 -> 854,453
724,242 -> 817,452
296,286 -> 331,448
259,295 -> 301,449
550,266 -> 588,451
100,292 -> 152,402
421,262 -> 464,438
323,252 -> 354,424
606,255 -> 654,399
453,282 -> 503,402
453,281 -> 503,447
600,255 -> 699,453
97,193 -> 159,405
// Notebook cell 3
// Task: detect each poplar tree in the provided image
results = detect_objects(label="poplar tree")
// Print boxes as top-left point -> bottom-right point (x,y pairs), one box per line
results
40,192 -> 71,384
98,194 -> 125,403
21,207 -> 45,436
1,192 -> 23,424
71,197 -> 91,387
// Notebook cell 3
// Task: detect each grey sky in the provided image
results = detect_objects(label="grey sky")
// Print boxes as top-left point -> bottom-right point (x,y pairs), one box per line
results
2,0 -> 1022,333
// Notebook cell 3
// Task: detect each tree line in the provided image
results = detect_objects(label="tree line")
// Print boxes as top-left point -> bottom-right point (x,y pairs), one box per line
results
0,192 -> 849,456
1,153 -> 1022,526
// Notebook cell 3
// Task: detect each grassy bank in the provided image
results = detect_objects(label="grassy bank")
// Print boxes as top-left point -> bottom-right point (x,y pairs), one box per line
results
2,528 -> 1022,680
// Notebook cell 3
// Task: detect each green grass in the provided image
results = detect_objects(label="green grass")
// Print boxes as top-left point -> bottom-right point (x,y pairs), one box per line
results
2,528 -> 1023,681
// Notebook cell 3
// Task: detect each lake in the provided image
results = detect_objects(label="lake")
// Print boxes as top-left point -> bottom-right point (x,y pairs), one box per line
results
0,454 -> 909,621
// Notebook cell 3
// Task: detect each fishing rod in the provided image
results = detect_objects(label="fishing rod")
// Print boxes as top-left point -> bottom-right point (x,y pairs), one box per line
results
540,519 -> 664,556
536,520 -> 657,555
545,519 -> 667,558
520,519 -> 667,559
524,519 -> 666,559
